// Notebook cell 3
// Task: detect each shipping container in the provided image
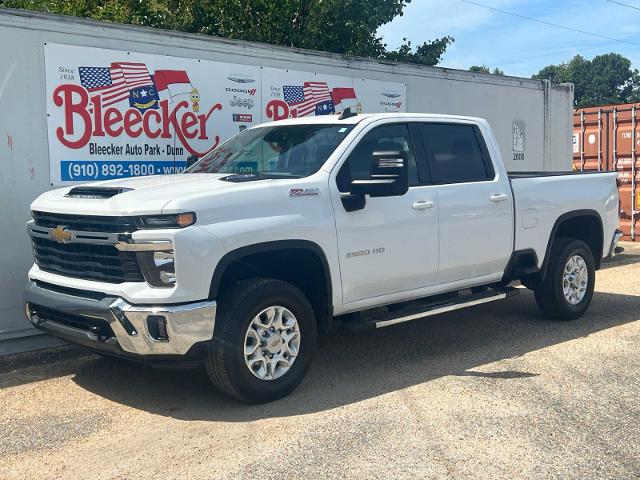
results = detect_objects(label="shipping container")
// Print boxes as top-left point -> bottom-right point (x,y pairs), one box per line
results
573,103 -> 639,240
0,9 -> 574,347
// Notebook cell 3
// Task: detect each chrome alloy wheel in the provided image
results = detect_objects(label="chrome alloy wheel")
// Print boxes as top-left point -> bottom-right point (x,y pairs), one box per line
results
243,306 -> 301,380
562,254 -> 589,305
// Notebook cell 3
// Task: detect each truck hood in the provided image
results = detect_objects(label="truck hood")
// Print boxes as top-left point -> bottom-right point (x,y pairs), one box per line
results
31,174 -> 240,216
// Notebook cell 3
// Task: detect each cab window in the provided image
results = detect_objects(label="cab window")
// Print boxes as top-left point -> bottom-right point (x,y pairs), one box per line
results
337,124 -> 419,192
417,123 -> 493,184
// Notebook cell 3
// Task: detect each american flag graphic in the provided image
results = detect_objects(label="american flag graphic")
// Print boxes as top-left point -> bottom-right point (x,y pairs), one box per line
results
78,62 -> 154,107
283,81 -> 334,117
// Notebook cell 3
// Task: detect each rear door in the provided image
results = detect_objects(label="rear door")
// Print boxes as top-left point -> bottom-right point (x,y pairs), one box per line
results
416,122 -> 513,284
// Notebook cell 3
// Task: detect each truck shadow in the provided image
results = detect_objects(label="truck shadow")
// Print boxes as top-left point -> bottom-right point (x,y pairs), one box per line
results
67,288 -> 639,421
600,250 -> 640,269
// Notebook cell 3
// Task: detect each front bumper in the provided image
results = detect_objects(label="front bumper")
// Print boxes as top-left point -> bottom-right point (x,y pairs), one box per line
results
24,281 -> 216,357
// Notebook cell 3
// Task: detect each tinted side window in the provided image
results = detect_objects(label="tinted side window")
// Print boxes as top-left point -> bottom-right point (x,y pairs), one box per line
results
337,124 -> 419,192
418,124 -> 492,184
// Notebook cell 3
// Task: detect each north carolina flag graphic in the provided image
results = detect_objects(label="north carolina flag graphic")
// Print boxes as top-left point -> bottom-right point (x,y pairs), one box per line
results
331,87 -> 358,112
153,70 -> 193,98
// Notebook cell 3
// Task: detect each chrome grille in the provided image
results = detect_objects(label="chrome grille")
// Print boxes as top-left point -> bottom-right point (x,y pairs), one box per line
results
32,237 -> 144,283
30,213 -> 144,283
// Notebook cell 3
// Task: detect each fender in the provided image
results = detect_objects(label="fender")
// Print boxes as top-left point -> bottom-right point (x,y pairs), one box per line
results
209,240 -> 334,330
540,209 -> 604,278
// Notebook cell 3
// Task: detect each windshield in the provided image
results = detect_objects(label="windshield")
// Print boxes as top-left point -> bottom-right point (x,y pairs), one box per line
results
186,124 -> 354,177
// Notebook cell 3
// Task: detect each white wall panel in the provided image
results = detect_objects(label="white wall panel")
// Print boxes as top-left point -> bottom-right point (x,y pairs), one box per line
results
0,10 -> 573,341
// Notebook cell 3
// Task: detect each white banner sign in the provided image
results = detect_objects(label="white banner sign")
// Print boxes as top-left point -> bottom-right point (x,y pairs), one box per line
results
44,43 -> 406,184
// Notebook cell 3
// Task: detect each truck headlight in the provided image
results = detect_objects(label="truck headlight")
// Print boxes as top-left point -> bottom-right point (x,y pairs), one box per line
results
135,212 -> 196,229
138,249 -> 176,287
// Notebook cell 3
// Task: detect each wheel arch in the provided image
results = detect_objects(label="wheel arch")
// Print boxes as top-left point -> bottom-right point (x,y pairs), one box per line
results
209,240 -> 334,333
540,209 -> 604,278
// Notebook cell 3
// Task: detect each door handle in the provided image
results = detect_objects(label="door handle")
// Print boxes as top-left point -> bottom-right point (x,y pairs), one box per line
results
489,193 -> 508,203
412,200 -> 436,210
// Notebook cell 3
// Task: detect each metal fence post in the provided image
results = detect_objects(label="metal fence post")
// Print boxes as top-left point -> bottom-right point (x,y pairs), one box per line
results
613,108 -> 618,172
597,109 -> 602,171
580,110 -> 585,171
633,106 -> 637,240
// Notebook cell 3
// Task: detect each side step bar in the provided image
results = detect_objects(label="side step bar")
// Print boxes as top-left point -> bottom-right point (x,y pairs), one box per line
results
342,287 -> 519,332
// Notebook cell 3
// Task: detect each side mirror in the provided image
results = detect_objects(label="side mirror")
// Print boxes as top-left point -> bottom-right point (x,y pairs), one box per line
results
350,150 -> 409,197
186,154 -> 199,168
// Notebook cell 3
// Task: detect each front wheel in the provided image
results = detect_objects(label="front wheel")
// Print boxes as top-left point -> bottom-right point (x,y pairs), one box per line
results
534,238 -> 596,320
205,278 -> 317,403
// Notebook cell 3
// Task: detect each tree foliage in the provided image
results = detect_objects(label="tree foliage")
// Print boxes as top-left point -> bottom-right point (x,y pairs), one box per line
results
533,53 -> 640,107
469,65 -> 504,75
382,37 -> 453,66
1,0 -> 453,66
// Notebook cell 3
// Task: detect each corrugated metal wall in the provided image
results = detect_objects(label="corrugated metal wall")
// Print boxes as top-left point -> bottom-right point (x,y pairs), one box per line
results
0,9 -> 574,343
573,104 -> 639,240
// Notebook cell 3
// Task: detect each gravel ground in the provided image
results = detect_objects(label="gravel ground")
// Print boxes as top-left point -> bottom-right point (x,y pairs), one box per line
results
1,244 -> 639,479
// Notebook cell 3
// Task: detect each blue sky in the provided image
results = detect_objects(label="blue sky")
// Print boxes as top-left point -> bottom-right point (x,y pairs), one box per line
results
378,0 -> 640,78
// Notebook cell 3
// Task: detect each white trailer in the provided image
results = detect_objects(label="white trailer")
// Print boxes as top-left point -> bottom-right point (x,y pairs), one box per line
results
0,9 -> 574,346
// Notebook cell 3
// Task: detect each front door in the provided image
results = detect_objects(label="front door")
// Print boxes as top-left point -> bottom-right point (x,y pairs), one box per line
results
330,123 -> 439,305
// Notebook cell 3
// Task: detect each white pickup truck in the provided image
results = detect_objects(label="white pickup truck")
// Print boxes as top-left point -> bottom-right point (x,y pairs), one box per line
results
25,112 -> 622,403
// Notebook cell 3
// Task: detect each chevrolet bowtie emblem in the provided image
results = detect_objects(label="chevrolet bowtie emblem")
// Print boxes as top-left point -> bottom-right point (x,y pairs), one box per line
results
49,225 -> 73,244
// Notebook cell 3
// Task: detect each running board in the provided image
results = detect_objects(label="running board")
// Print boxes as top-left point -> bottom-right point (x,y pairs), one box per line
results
342,287 -> 519,332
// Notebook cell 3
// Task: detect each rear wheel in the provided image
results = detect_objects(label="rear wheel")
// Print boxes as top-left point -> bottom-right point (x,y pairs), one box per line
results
534,238 -> 595,320
205,278 -> 317,403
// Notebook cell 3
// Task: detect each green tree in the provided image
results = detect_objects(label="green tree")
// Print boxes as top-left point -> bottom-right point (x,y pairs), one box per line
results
533,53 -> 640,107
382,37 -> 453,66
0,0 -> 452,66
469,65 -> 504,75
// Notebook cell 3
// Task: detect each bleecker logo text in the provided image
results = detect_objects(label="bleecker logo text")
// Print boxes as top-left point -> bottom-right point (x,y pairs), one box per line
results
53,84 -> 223,157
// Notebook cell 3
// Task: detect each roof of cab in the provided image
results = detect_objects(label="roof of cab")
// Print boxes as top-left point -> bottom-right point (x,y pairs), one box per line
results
254,112 -> 487,129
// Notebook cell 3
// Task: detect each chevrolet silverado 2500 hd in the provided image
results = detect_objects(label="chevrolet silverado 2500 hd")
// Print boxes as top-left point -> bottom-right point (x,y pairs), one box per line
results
24,112 -> 622,403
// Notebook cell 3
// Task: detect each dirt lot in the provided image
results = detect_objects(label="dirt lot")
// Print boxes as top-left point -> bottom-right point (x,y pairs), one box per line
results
1,245 -> 639,480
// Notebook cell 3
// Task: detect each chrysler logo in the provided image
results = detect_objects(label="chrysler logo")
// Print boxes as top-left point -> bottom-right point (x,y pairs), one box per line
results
227,76 -> 255,84
49,225 -> 73,244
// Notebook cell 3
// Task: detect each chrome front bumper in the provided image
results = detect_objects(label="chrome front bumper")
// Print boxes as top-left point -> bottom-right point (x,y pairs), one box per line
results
24,281 -> 216,357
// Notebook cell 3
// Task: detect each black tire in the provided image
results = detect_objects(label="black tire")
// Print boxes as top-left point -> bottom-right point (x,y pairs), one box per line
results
205,278 -> 317,403
534,238 -> 596,320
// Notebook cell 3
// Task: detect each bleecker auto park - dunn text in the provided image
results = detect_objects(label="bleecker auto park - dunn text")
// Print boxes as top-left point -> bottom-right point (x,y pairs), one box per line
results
54,84 -> 221,156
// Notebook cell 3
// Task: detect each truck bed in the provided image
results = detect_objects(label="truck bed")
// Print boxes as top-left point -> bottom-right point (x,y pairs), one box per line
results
509,170 -> 619,265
